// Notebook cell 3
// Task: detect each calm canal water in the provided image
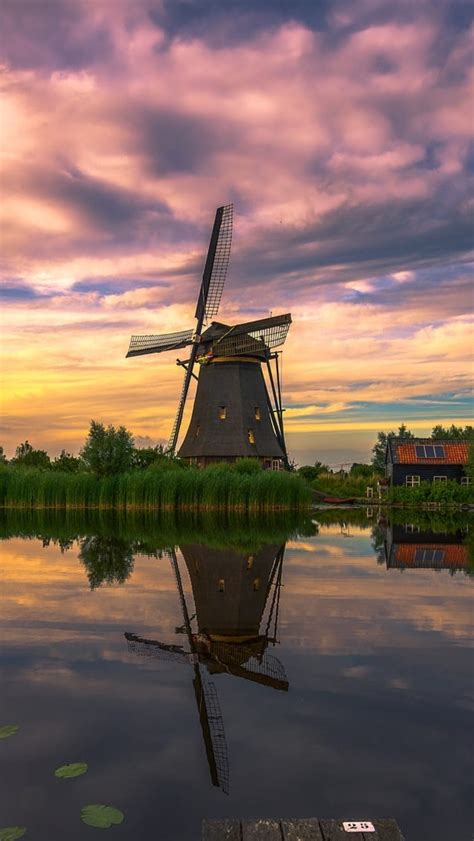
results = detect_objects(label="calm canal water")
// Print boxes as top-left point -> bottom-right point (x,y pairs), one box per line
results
0,509 -> 472,841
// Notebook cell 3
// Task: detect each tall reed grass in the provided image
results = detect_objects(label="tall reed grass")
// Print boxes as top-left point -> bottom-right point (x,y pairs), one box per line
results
0,463 -> 311,511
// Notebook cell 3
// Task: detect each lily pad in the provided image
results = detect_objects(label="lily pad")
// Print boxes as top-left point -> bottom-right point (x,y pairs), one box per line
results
55,762 -> 88,779
0,828 -> 27,841
0,725 -> 19,740
81,805 -> 124,829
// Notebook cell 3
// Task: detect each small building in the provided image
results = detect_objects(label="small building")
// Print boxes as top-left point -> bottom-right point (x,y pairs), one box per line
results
385,437 -> 470,487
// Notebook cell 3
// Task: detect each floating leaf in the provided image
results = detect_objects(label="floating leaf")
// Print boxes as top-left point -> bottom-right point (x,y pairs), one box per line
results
0,829 -> 27,841
0,725 -> 19,740
55,762 -> 88,779
81,805 -> 124,829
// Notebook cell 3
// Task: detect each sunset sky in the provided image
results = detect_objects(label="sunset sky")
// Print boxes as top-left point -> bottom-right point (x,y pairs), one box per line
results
1,0 -> 472,466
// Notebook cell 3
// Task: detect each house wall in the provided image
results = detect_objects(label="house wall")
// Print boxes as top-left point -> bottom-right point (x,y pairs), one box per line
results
391,464 -> 466,485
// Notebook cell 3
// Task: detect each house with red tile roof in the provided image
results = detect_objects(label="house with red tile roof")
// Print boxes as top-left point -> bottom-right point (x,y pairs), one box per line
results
385,437 -> 470,486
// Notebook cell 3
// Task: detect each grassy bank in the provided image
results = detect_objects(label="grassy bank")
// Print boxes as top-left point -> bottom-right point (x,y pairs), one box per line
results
308,473 -> 473,505
387,480 -> 472,505
0,462 -> 311,511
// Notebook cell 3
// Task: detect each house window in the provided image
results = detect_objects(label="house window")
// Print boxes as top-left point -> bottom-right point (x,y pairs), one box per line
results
195,425 -> 200,438
415,444 -> 445,458
254,407 -> 261,421
272,459 -> 280,470
219,406 -> 227,420
406,475 -> 420,486
217,579 -> 225,593
461,477 -> 470,485
264,459 -> 272,469
253,577 -> 260,591
433,476 -> 447,483
248,429 -> 255,444
405,524 -> 420,533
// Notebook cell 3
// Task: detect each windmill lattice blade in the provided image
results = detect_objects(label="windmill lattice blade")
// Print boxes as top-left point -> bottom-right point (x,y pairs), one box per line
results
126,329 -> 194,358
125,632 -> 190,666
195,204 -> 233,324
211,641 -> 289,691
214,313 -> 291,356
198,668 -> 230,795
166,370 -> 189,453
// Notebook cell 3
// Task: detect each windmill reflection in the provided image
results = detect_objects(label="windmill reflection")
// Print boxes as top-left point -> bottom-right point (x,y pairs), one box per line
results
125,542 -> 288,795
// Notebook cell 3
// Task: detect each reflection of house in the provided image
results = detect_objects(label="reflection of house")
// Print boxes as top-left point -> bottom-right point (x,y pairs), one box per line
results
383,523 -> 468,570
385,438 -> 470,486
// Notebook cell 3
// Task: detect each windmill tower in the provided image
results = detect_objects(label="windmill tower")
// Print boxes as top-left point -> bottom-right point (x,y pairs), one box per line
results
125,541 -> 288,794
126,205 -> 292,468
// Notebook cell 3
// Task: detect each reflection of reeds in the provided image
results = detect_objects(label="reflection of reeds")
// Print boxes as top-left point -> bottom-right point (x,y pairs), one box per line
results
0,464 -> 311,512
0,506 -> 316,555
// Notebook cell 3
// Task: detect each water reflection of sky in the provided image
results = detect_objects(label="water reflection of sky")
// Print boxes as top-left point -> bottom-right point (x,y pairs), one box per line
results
0,522 -> 473,841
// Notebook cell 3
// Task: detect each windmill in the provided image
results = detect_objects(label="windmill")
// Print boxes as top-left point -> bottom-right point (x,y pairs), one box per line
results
126,205 -> 292,468
125,541 -> 288,795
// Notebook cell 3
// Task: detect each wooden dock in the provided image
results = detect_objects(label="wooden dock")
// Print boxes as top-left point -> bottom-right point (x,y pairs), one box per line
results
202,818 -> 404,840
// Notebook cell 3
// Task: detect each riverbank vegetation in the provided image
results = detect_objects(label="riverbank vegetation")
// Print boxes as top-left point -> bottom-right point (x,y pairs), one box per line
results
0,460 -> 311,511
0,422 -> 311,511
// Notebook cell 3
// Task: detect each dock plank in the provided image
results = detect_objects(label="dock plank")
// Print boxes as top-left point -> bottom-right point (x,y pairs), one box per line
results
319,819 -> 404,841
281,818 -> 324,840
202,818 -> 404,841
202,818 -> 241,841
242,819 -> 283,840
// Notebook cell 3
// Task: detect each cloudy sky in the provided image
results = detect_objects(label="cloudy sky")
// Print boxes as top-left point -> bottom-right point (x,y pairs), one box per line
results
1,0 -> 472,465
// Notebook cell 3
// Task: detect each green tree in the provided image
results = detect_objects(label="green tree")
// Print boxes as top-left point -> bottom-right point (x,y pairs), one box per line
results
350,463 -> 374,478
466,443 -> 474,483
297,462 -> 330,482
132,444 -> 175,470
0,446 -> 8,465
51,450 -> 82,473
80,421 -> 134,476
431,424 -> 473,440
371,424 -> 414,473
11,440 -> 51,469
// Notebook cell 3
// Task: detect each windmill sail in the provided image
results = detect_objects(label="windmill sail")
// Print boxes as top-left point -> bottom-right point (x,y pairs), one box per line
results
167,370 -> 190,453
125,632 -> 191,666
213,313 -> 291,357
194,666 -> 229,794
210,640 -> 288,691
195,204 -> 233,324
126,329 -> 194,358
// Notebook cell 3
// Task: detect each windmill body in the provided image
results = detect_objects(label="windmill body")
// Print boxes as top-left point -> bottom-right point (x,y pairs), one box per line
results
126,205 -> 291,467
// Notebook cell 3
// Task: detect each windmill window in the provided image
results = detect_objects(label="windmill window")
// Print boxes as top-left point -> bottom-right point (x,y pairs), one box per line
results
433,476 -> 447,483
247,555 -> 254,570
219,406 -> 227,420
253,577 -> 260,591
406,475 -> 420,486
248,429 -> 255,444
254,407 -> 261,421
217,578 -> 225,593
195,425 -> 200,438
